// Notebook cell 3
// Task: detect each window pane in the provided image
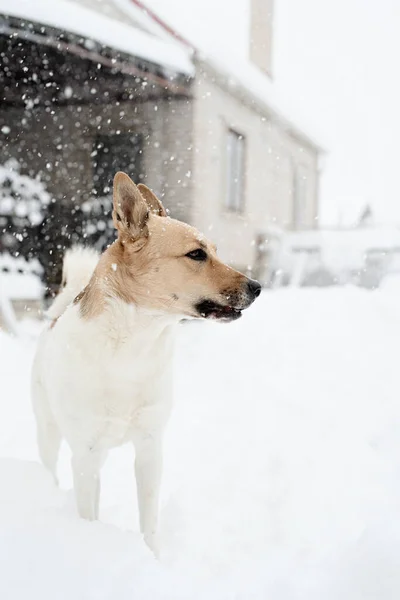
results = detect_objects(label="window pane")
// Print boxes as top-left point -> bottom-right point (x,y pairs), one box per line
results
226,129 -> 245,212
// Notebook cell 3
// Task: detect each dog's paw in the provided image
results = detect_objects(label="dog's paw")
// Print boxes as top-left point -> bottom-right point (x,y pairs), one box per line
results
143,532 -> 160,559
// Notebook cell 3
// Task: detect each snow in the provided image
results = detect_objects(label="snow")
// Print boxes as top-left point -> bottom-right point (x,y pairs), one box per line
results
0,0 -> 193,76
1,287 -> 400,598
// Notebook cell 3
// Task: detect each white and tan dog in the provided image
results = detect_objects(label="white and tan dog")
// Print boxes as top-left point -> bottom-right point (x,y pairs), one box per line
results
31,172 -> 260,554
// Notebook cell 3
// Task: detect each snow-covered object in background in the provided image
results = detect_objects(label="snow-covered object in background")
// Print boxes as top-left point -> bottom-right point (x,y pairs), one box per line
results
0,253 -> 44,334
0,159 -> 50,254
268,226 -> 400,288
0,158 -> 50,224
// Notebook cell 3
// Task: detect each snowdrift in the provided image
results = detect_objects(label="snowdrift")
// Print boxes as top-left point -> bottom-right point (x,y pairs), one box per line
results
1,288 -> 400,599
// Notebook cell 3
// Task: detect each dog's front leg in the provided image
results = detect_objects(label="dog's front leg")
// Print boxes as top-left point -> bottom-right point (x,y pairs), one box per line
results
72,450 -> 103,521
133,431 -> 163,556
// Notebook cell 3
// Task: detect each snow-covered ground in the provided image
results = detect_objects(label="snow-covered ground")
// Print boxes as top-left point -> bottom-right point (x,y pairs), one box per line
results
1,288 -> 400,599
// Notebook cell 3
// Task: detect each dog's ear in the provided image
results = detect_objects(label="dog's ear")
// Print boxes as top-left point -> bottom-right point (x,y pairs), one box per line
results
137,183 -> 167,217
112,172 -> 150,243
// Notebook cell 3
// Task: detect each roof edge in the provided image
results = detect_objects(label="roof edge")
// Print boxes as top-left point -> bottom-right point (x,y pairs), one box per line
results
195,57 -> 324,153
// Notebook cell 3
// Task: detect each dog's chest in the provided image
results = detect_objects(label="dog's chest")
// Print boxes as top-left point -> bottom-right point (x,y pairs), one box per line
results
47,308 -> 176,448
86,334 -> 174,444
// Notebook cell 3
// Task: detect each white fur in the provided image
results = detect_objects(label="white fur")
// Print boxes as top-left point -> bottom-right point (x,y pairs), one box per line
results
32,248 -> 179,555
46,246 -> 99,320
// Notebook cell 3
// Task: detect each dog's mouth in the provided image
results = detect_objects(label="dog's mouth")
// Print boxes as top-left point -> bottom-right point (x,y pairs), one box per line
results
194,299 -> 243,322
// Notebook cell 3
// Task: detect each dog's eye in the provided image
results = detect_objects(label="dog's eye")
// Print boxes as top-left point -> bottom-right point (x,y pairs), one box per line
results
185,248 -> 207,262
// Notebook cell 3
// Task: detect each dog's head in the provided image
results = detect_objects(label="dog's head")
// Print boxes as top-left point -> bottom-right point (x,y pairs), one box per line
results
108,172 -> 260,322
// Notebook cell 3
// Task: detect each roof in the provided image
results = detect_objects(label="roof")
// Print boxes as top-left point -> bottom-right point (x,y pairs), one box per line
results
0,0 -> 323,150
197,56 -> 324,153
0,0 -> 194,76
140,0 -> 324,151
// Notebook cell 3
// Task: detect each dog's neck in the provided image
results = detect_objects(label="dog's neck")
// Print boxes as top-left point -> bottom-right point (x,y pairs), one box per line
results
77,242 -> 136,319
76,242 -> 182,336
100,298 -> 179,349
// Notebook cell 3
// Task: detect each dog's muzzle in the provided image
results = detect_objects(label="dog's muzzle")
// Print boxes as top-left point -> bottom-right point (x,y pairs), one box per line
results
195,277 -> 261,322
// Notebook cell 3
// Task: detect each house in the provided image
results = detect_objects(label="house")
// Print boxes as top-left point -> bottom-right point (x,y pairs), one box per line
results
0,0 -> 321,294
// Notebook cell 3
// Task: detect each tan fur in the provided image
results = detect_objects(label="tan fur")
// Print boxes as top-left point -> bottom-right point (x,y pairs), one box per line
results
112,172 -> 150,242
137,183 -> 167,217
78,172 -> 248,320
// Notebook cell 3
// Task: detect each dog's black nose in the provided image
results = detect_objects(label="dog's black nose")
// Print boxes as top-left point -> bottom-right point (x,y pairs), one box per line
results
247,278 -> 261,298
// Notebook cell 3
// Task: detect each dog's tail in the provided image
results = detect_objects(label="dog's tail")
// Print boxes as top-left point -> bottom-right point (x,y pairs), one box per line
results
46,246 -> 100,320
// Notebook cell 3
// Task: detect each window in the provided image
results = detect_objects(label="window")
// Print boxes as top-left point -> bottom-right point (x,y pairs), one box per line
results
292,165 -> 307,229
225,129 -> 245,212
92,134 -> 143,196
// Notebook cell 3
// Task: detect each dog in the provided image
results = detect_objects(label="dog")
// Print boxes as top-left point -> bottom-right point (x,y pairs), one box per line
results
31,172 -> 261,554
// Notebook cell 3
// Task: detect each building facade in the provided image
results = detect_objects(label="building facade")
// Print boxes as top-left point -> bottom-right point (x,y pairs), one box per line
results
189,59 -> 320,272
0,0 -> 321,289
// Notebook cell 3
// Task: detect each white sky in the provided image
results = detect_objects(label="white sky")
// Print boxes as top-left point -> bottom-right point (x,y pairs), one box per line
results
145,0 -> 400,225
